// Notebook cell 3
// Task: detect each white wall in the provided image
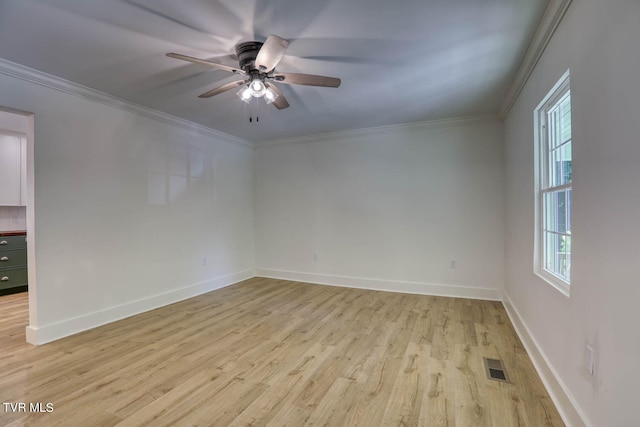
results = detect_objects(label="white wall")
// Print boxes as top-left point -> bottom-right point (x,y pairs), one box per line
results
255,119 -> 504,299
503,1 -> 640,426
0,64 -> 255,344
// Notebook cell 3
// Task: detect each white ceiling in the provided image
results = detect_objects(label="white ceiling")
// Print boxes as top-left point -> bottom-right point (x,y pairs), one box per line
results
0,0 -> 548,143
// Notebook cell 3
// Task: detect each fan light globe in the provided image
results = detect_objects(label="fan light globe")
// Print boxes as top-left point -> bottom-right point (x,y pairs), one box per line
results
264,87 -> 278,104
237,86 -> 252,103
249,79 -> 266,97
251,80 -> 264,92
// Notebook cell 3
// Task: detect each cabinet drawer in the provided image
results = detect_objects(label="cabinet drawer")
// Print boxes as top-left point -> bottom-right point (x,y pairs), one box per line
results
0,249 -> 27,269
0,235 -> 27,250
0,267 -> 28,290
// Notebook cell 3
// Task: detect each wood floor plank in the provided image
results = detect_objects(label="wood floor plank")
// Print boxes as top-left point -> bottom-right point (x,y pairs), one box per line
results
380,341 -> 425,426
0,278 -> 564,426
421,357 -> 456,426
228,342 -> 336,426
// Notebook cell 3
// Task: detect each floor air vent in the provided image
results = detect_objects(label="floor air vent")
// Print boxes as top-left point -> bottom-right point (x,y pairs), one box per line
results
484,357 -> 509,382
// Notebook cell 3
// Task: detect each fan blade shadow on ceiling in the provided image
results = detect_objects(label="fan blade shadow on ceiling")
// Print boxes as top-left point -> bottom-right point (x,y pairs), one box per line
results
118,0 -> 217,36
142,74 -> 246,104
284,37 -> 413,65
198,80 -> 247,98
166,52 -> 244,74
123,53 -> 241,98
251,0 -> 331,42
295,55 -> 394,66
37,0 -> 246,53
118,0 -> 245,49
273,84 -> 312,115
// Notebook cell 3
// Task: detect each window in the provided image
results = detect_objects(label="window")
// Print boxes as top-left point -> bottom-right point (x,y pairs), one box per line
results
535,71 -> 572,295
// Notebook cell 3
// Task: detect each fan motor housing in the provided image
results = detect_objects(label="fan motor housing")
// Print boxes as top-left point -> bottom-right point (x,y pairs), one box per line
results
236,41 -> 263,72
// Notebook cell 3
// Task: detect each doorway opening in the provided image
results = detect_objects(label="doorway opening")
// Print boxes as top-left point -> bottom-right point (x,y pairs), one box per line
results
0,107 -> 36,345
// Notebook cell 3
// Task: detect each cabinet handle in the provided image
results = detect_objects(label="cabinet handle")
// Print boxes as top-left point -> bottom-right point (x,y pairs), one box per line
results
0,256 -> 8,261
0,241 -> 7,245
1,277 -> 8,282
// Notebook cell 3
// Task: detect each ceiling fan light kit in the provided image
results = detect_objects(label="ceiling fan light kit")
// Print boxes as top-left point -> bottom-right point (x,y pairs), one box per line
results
167,34 -> 341,110
236,78 -> 278,104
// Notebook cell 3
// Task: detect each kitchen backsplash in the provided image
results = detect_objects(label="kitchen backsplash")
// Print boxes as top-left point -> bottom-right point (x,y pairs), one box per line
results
0,206 -> 26,231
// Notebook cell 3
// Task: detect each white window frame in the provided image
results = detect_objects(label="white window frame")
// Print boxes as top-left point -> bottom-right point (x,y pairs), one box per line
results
534,70 -> 572,297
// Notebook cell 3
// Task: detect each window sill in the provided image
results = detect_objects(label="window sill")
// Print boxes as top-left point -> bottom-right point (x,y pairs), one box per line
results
534,270 -> 570,297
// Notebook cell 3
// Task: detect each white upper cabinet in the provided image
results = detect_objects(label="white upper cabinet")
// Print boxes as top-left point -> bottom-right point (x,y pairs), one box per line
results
0,132 -> 26,206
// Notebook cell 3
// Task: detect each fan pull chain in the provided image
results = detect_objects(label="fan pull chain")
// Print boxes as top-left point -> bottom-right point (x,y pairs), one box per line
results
248,98 -> 260,123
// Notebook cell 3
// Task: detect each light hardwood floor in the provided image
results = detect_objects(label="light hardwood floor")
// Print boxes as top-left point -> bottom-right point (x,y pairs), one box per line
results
0,278 -> 563,426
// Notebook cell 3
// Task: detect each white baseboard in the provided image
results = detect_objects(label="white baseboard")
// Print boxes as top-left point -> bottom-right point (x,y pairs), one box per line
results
502,293 -> 591,427
26,270 -> 254,345
255,268 -> 502,301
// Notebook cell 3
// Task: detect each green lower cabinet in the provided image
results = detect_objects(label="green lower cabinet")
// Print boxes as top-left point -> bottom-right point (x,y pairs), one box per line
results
0,267 -> 28,291
0,235 -> 27,249
0,234 -> 28,295
0,249 -> 27,269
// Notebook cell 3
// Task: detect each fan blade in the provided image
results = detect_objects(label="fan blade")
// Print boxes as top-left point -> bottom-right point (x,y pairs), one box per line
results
167,53 -> 245,75
272,72 -> 341,88
198,80 -> 247,98
255,35 -> 290,73
266,83 -> 289,110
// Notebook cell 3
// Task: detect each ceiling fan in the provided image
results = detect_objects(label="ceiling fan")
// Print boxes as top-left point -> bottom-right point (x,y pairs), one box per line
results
167,35 -> 341,110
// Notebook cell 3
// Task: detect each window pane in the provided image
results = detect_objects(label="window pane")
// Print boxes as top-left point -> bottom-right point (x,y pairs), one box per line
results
544,231 -> 557,273
544,189 -> 571,233
546,91 -> 572,187
550,147 -> 560,186
549,146 -> 558,186
556,191 -> 567,233
566,188 -> 572,231
547,109 -> 558,149
561,144 -> 572,183
543,231 -> 571,282
560,234 -> 571,281
560,93 -> 571,143
549,148 -> 572,186
542,184 -> 572,282
543,192 -> 553,231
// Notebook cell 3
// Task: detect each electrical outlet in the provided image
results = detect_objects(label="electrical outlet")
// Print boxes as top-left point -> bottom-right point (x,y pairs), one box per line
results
585,345 -> 595,376
450,260 -> 457,269
202,256 -> 208,266
313,253 -> 318,262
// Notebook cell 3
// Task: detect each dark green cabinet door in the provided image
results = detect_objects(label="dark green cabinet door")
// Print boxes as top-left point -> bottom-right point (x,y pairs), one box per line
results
0,249 -> 27,269
0,267 -> 28,290
0,235 -> 27,249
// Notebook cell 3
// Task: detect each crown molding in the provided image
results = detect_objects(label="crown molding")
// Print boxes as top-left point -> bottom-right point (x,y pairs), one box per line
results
499,0 -> 573,117
256,115 -> 501,148
0,58 -> 253,149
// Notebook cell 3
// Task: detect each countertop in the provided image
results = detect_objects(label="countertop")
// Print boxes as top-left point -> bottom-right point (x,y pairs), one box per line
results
0,230 -> 26,237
